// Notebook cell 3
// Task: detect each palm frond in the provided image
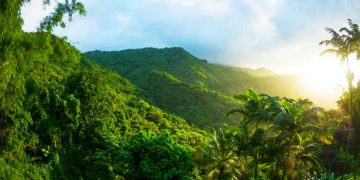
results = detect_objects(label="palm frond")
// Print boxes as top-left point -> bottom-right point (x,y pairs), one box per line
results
295,132 -> 302,145
300,126 -> 322,134
273,112 -> 288,124
348,19 -> 359,33
226,108 -> 245,116
303,143 -> 320,151
340,34 -> 351,40
340,27 -> 352,35
265,125 -> 281,135
300,154 -> 322,170
319,48 -> 339,56
291,145 -> 304,152
325,27 -> 341,38
208,169 -> 220,179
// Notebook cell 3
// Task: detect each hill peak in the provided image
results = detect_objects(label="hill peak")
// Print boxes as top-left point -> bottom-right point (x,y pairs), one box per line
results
85,47 -> 188,54
130,47 -> 193,57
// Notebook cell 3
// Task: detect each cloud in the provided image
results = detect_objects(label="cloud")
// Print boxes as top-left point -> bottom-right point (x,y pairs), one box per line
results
21,0 -> 280,55
241,0 -> 282,39
21,0 -> 360,73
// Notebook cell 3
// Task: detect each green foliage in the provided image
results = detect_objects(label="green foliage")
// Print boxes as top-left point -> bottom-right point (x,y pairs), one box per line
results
39,0 -> 86,32
338,148 -> 360,174
83,131 -> 196,179
1,3 -> 360,178
0,2 -> 207,178
127,131 -> 195,179
336,81 -> 360,175
0,36 -> 207,178
199,90 -> 336,179
195,127 -> 242,179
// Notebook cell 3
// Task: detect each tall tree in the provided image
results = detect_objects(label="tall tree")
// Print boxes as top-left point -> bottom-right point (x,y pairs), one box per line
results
338,19 -> 360,154
320,23 -> 354,150
227,89 -> 276,179
202,128 -> 241,179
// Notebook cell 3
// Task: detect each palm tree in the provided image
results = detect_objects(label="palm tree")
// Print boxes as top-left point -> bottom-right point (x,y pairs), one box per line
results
339,20 -> 360,154
227,89 -> 278,130
340,19 -> 360,59
265,98 -> 330,179
320,24 -> 354,150
230,90 -> 330,178
227,89 -> 273,179
203,128 -> 241,180
292,142 -> 322,179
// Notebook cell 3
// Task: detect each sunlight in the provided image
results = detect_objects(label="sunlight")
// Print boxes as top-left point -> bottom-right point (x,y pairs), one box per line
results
300,54 -> 360,108
302,59 -> 346,92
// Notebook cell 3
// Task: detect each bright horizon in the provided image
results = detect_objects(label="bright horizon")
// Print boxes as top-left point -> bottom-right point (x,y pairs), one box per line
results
21,0 -> 360,108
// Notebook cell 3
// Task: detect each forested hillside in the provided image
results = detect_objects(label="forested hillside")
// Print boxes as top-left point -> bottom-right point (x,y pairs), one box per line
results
84,48 -> 309,127
85,48 -> 282,96
0,32 -> 208,178
0,2 -> 206,177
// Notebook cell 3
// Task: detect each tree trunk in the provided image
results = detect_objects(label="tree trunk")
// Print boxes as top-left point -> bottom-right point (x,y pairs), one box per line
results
0,111 -> 4,148
219,165 -> 225,179
254,153 -> 259,179
282,168 -> 286,180
276,160 -> 279,177
346,58 -> 353,151
282,149 -> 290,180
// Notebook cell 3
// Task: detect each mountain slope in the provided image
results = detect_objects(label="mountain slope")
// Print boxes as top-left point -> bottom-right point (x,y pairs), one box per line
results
85,48 -> 252,127
85,48 -> 262,96
85,48 -> 336,127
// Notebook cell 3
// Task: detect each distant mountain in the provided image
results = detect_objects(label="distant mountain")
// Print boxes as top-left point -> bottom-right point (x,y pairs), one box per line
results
230,67 -> 277,77
84,47 -> 334,127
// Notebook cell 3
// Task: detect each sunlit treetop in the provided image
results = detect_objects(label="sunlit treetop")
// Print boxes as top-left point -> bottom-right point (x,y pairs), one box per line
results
38,0 -> 86,32
0,0 -> 85,33
320,19 -> 360,62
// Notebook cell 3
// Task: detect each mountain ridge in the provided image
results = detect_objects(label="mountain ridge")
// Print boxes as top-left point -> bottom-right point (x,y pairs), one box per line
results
85,47 -> 328,128
85,47 -> 336,110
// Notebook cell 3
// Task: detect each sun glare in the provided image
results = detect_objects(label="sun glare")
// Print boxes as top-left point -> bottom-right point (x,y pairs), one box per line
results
302,61 -> 345,92
300,54 -> 360,108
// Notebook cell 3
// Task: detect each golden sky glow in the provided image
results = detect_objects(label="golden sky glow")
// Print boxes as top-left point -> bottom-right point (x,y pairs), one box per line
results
300,54 -> 360,108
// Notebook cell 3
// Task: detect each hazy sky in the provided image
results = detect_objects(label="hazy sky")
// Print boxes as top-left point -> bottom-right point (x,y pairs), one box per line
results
21,0 -> 360,74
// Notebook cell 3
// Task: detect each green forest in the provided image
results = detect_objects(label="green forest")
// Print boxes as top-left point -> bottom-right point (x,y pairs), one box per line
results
1,0 -> 360,179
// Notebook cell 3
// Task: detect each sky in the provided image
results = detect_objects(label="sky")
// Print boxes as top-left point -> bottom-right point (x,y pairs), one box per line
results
21,0 -> 360,72
21,0 -> 360,107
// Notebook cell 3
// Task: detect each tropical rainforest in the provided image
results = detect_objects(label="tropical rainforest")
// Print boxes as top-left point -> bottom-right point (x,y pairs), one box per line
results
1,0 -> 360,179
